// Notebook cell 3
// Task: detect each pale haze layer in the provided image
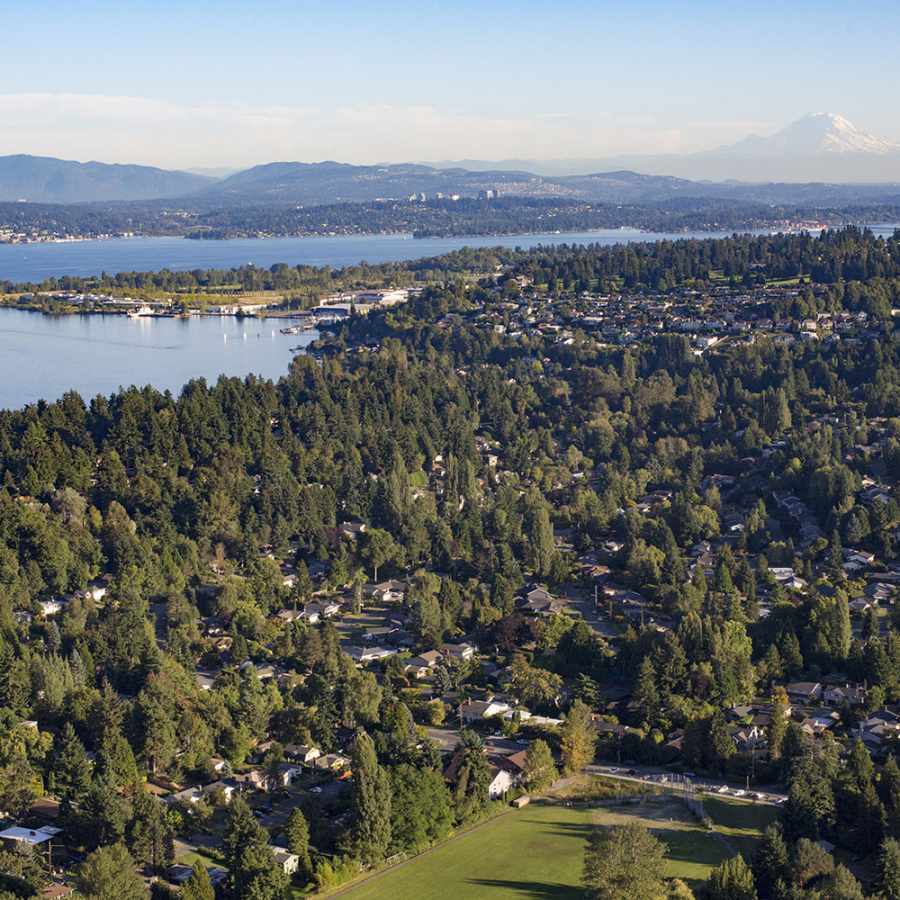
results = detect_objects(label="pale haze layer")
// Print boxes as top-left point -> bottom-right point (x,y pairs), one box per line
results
4,0 -> 900,170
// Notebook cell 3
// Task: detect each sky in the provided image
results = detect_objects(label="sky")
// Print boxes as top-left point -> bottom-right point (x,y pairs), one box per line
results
3,0 -> 900,170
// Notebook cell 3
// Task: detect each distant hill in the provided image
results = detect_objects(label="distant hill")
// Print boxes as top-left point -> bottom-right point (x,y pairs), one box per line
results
202,161 -> 723,206
201,160 -> 900,207
203,160 -> 559,205
430,115 -> 900,184
0,155 -> 214,203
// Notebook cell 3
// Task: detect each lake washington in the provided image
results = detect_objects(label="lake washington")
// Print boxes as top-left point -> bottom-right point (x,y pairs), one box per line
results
0,308 -> 318,410
1,228 -> 753,283
2,226 -> 896,409
0,228 -> 728,410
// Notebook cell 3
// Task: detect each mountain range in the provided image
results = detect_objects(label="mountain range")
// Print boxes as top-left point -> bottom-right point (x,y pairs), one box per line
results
0,154 -> 213,204
429,114 -> 900,182
3,115 -> 900,206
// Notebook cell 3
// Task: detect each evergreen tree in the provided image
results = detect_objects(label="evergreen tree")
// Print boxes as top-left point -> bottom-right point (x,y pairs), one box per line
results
821,864 -> 865,900
285,808 -> 311,880
583,823 -> 666,900
767,688 -> 789,762
223,795 -> 288,899
451,731 -> 491,823
77,843 -> 148,900
128,792 -> 174,875
350,729 -> 392,865
879,837 -> 900,900
632,657 -> 660,727
522,739 -> 557,791
181,861 -> 215,900
752,823 -> 789,898
53,721 -> 92,806
705,853 -> 757,900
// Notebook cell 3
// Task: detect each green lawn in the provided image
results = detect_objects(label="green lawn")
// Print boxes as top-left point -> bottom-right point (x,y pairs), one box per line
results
335,793 -> 770,900
336,804 -> 591,900
702,795 -> 779,858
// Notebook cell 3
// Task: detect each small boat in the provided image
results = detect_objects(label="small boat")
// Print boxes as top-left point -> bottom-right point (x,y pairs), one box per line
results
127,304 -> 153,318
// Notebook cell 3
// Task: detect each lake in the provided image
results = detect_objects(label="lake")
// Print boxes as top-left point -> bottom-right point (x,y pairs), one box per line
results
2,228 -> 740,283
0,228 -> 728,410
0,308 -> 317,410
1,225 -> 896,410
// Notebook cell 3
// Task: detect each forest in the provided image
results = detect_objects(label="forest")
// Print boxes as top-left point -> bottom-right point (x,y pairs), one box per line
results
0,228 -> 898,897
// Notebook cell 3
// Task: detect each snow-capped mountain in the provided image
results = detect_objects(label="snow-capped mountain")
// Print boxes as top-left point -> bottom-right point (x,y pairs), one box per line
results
717,113 -> 900,157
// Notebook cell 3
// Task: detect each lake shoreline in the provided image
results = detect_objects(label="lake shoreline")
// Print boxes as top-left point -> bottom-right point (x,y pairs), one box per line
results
0,228 -> 768,284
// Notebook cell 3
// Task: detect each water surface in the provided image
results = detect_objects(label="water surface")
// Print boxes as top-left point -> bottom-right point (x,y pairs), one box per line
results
0,308 -> 316,409
1,229 -> 741,283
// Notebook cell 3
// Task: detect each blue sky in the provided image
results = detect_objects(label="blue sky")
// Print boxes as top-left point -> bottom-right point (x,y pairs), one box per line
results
3,0 -> 899,168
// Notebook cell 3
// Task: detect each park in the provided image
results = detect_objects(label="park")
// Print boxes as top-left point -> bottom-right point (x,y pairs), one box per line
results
331,781 -> 779,900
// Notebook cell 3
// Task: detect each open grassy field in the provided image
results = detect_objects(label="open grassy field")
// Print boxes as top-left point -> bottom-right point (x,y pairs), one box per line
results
333,791 -> 775,900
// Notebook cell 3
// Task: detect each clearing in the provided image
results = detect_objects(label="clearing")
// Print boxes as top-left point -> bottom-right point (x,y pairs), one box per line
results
333,787 -> 775,900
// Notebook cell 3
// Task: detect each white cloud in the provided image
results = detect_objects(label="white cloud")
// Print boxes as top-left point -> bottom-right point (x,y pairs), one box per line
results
0,93 -> 757,168
0,92 -> 727,167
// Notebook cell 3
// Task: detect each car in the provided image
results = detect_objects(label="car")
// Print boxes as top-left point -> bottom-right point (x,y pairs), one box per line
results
626,769 -> 637,776
310,786 -> 322,794
717,786 -> 729,794
734,789 -> 746,797
607,766 -> 619,773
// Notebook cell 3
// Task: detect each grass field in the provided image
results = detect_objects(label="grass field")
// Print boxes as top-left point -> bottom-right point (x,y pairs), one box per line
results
333,791 -> 775,900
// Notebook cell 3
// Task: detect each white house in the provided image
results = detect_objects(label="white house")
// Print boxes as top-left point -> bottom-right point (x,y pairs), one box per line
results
271,847 -> 301,875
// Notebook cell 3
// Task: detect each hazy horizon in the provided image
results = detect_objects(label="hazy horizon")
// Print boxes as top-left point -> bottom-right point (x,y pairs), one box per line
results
5,0 -> 900,173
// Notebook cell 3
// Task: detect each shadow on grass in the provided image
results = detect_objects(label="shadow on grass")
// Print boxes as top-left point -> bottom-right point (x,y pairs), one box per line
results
466,879 -> 581,898
524,819 -> 597,839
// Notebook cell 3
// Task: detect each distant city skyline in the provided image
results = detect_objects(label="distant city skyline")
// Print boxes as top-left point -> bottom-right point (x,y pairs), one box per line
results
4,0 -> 900,169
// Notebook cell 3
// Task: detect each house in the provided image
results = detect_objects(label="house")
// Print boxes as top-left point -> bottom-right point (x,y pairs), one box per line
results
732,725 -> 767,753
167,781 -> 237,806
269,763 -> 304,789
405,649 -> 444,678
768,567 -> 795,583
486,755 -> 520,798
369,580 -> 408,603
85,578 -> 109,602
337,521 -> 367,541
347,645 -> 397,663
785,682 -> 822,704
271,847 -> 301,875
276,608 -> 305,625
444,749 -> 515,799
520,587 -> 566,616
169,865 -> 227,887
0,826 -> 62,849
442,642 -> 477,662
505,749 -> 530,777
460,699 -> 511,722
315,753 -> 351,772
284,744 -> 321,765
195,671 -> 217,692
209,756 -> 231,775
823,684 -> 866,707
37,599 -> 66,617
198,781 -> 239,804
859,709 -> 900,752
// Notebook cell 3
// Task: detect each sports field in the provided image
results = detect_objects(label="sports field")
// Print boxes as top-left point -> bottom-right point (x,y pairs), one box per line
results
333,791 -> 775,899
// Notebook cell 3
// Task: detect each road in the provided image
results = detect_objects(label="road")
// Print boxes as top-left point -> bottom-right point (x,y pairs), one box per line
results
424,726 -> 788,805
585,762 -> 788,806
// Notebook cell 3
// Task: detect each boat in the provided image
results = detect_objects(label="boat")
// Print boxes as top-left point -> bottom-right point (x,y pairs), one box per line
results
127,305 -> 153,318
